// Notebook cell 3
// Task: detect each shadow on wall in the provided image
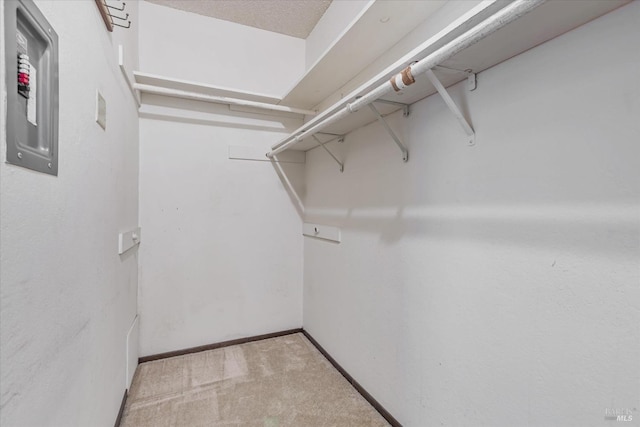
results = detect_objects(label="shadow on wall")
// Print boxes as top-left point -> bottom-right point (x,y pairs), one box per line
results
289,104 -> 638,257
305,204 -> 638,257
255,67 -> 639,258
139,93 -> 302,133
271,159 -> 305,219
139,91 -> 309,221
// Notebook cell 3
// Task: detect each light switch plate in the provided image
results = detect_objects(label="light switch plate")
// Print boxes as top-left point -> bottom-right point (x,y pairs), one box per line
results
96,90 -> 106,130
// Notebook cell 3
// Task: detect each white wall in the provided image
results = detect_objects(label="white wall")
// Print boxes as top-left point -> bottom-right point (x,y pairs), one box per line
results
139,1 -> 305,97
138,98 -> 304,356
303,3 -> 640,426
137,6 -> 305,357
0,1 -> 139,426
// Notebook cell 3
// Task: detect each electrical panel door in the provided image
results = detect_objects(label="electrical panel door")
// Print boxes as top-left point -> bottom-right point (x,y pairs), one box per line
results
4,0 -> 59,175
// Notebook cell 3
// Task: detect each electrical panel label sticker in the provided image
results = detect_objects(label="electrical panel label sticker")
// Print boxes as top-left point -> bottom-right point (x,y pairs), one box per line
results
16,30 -> 28,52
27,65 -> 37,125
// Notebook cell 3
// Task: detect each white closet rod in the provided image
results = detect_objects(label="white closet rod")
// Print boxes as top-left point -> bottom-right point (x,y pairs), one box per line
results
132,84 -> 318,116
266,0 -> 545,158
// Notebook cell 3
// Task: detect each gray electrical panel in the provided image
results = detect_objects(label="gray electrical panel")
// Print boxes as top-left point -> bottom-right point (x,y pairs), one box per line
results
4,0 -> 58,175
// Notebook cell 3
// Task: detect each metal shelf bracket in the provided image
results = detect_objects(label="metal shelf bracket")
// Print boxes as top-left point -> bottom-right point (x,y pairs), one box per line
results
317,132 -> 345,142
368,103 -> 409,162
433,65 -> 477,91
312,135 -> 344,172
373,99 -> 410,117
425,69 -> 476,146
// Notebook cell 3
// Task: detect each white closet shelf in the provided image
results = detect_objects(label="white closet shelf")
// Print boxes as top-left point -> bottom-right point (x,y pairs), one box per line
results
270,0 -> 630,154
279,0 -> 449,110
131,0 -> 452,116
132,72 -> 317,116
133,71 -> 281,104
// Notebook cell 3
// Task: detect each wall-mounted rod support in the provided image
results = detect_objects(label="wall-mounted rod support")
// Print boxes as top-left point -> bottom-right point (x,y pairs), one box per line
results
317,132 -> 345,138
112,20 -> 131,28
373,99 -> 410,117
106,2 -> 126,11
368,104 -> 409,162
425,69 -> 475,145
267,0 -> 544,158
433,65 -> 469,74
109,12 -> 129,21
433,65 -> 477,90
104,0 -> 130,29
133,83 -> 317,116
312,135 -> 344,172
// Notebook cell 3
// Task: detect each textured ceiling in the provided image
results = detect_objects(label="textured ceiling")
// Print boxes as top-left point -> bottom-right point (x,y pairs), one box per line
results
144,0 -> 332,38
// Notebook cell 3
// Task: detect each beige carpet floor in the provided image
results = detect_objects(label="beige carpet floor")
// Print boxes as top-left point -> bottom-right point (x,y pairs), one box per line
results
121,332 -> 390,426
